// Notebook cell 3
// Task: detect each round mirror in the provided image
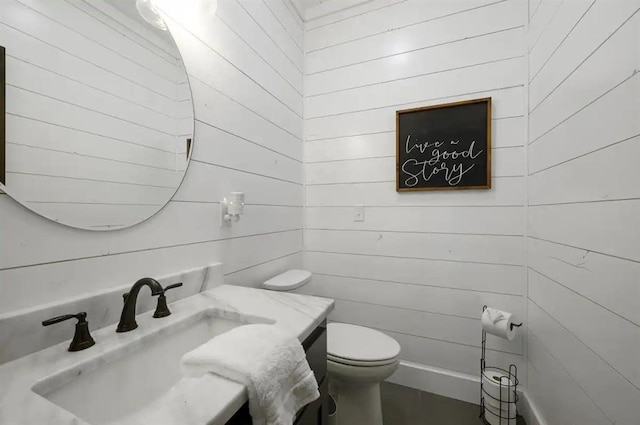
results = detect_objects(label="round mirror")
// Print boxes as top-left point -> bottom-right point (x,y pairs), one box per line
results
0,0 -> 194,230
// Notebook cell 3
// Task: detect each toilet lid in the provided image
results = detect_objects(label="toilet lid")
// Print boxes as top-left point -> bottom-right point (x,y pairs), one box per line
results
327,323 -> 400,363
263,270 -> 312,291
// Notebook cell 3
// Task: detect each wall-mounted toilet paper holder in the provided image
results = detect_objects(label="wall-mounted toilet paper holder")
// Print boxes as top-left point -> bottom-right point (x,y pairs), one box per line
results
510,322 -> 523,331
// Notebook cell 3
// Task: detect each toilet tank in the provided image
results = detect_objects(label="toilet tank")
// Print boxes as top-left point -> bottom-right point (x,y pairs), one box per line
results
263,270 -> 312,291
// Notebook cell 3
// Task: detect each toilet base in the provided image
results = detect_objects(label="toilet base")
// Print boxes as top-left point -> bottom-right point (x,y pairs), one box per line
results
330,379 -> 384,425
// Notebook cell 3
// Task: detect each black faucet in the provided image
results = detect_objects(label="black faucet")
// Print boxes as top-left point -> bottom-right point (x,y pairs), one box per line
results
116,278 -> 163,333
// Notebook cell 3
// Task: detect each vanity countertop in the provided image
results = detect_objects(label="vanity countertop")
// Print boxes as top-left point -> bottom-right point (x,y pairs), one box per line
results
0,285 -> 334,425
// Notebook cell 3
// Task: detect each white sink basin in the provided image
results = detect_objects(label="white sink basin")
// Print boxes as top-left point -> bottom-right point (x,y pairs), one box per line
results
31,308 -> 258,425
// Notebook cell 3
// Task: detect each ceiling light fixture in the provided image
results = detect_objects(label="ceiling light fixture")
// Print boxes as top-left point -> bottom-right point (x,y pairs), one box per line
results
135,0 -> 167,31
209,0 -> 218,15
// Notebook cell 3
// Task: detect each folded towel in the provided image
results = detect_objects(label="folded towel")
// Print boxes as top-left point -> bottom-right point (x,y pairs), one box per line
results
181,324 -> 319,425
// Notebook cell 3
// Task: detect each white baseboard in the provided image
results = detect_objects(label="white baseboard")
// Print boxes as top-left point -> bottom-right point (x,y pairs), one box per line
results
387,361 -> 480,404
517,390 -> 547,425
386,361 -> 547,425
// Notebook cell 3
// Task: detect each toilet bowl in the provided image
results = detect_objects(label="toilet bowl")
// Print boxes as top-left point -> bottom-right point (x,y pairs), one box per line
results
263,271 -> 402,425
326,323 -> 400,425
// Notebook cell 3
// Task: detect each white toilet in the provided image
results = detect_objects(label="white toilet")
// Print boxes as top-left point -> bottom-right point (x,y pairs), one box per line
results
264,270 -> 401,425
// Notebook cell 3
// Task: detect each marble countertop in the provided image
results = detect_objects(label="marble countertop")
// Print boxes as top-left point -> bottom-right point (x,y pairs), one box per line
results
0,285 -> 334,425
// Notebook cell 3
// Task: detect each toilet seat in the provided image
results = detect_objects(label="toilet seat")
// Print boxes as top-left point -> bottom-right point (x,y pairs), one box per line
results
327,323 -> 401,366
328,353 -> 398,367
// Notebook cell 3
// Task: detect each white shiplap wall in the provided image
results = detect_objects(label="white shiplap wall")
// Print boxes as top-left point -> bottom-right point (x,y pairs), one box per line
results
2,3 -> 638,422
0,0 -> 304,314
526,1 -> 640,424
300,0 -> 528,390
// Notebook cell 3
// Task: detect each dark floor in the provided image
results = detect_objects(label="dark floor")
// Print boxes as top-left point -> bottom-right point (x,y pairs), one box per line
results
380,382 -> 526,425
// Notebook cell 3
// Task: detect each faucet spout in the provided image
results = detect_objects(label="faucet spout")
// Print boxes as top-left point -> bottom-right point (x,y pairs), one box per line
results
116,278 -> 163,333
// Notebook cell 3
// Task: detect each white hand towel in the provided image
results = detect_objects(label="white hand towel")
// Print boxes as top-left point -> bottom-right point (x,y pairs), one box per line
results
181,324 -> 320,425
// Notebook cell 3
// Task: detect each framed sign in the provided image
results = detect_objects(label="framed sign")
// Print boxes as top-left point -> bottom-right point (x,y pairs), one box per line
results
396,97 -> 491,191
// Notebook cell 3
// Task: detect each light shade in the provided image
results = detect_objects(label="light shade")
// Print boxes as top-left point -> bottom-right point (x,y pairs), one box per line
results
135,0 -> 167,31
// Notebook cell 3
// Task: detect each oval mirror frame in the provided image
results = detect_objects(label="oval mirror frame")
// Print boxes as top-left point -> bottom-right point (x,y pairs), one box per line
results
0,0 -> 195,231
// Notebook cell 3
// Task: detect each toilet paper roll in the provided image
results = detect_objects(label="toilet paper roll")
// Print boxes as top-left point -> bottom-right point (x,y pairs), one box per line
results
481,308 -> 517,340
482,368 -> 517,402
484,406 -> 516,425
486,397 -> 517,417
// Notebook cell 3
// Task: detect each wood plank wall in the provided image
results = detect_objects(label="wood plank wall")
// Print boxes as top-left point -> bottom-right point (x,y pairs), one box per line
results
525,1 -> 640,424
299,0 -> 528,380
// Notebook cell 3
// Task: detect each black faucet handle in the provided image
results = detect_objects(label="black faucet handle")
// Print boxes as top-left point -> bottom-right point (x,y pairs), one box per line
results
163,282 -> 183,292
42,312 -> 95,352
153,282 -> 183,318
43,312 -> 87,326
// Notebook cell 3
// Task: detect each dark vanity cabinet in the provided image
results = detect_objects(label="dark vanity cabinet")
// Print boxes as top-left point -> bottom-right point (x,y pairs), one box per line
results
226,321 -> 328,425
295,321 -> 328,425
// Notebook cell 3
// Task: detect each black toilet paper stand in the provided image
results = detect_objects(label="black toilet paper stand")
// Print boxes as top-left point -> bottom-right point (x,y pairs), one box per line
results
479,305 -> 522,425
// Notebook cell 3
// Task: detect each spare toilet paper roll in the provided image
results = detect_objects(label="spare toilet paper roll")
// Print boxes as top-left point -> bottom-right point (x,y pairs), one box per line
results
486,396 -> 517,417
482,368 -> 517,402
484,406 -> 516,425
481,308 -> 517,340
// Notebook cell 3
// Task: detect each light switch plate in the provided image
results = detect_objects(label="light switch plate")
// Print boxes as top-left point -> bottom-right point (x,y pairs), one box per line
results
354,205 -> 365,222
